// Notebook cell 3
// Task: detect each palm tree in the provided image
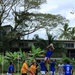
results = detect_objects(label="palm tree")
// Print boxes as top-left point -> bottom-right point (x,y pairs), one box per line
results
46,30 -> 55,44
70,27 -> 75,40
33,30 -> 55,49
0,54 -> 5,72
58,23 -> 71,40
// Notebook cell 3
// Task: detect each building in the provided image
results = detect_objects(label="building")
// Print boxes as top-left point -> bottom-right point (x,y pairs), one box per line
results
10,40 -> 75,58
54,40 -> 75,58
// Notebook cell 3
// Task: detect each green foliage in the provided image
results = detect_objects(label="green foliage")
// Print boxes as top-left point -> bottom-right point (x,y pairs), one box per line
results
61,56 -> 75,68
70,27 -> 75,40
4,51 -> 18,63
53,41 -> 67,57
0,54 -> 8,72
15,12 -> 67,37
4,48 -> 28,63
3,47 -> 45,71
58,23 -> 71,40
71,60 -> 75,68
4,49 -> 28,72
28,46 -> 45,65
28,46 -> 44,59
46,30 -> 55,44
31,46 -> 44,57
18,48 -> 27,61
33,32 -> 55,49
61,56 -> 71,63
0,0 -> 67,51
0,54 -> 4,66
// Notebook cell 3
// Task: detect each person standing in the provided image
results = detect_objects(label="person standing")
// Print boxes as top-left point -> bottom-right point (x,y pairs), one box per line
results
7,62 -> 14,75
49,60 -> 56,75
32,59 -> 39,75
58,60 -> 64,75
30,62 -> 36,75
63,60 -> 74,75
21,60 -> 33,75
40,60 -> 47,75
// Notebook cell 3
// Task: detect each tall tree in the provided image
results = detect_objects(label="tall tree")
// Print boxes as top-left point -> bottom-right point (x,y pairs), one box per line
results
70,27 -> 75,40
11,0 -> 67,39
0,0 -> 19,26
32,29 -> 55,49
0,0 -> 67,51
0,0 -> 67,40
58,23 -> 71,40
14,13 -> 67,38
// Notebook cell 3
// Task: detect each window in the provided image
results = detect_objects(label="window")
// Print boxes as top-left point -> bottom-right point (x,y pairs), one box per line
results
65,43 -> 74,48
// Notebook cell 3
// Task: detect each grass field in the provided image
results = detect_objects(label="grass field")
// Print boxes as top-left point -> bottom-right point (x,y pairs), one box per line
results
1,72 -> 75,75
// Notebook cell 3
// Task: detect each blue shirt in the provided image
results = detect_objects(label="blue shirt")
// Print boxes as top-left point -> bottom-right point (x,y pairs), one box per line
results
8,65 -> 14,73
45,49 -> 53,57
50,61 -> 56,72
63,64 -> 73,75
40,61 -> 46,71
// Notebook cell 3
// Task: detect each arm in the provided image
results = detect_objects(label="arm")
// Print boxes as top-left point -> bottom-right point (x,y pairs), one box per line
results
72,68 -> 74,75
24,63 -> 34,75
36,63 -> 39,69
50,43 -> 55,51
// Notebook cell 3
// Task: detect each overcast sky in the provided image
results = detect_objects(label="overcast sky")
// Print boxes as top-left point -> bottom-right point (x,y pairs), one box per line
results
39,0 -> 75,27
27,0 -> 75,39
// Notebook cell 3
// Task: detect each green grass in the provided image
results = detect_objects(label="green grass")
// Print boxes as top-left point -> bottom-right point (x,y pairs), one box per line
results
1,72 -> 75,75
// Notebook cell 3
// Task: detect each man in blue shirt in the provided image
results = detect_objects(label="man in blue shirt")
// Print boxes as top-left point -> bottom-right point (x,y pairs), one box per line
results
40,60 -> 48,75
44,43 -> 55,75
63,60 -> 74,75
49,60 -> 56,75
44,43 -> 54,63
7,62 -> 14,75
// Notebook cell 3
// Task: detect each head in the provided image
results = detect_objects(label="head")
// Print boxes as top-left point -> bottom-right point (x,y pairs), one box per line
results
60,60 -> 63,64
66,60 -> 70,64
10,62 -> 12,65
23,60 -> 27,63
32,62 -> 36,65
40,60 -> 44,62
33,59 -> 36,63
52,59 -> 56,62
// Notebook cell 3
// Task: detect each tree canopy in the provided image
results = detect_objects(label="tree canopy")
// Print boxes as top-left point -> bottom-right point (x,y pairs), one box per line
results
0,0 -> 67,39
58,23 -> 75,40
0,0 -> 68,51
58,23 -> 71,40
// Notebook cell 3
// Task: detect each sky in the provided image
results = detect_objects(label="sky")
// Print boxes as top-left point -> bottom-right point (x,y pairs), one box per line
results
3,0 -> 75,39
27,0 -> 75,39
39,0 -> 75,27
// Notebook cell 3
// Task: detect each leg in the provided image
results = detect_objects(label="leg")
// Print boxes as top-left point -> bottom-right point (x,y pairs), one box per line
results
22,73 -> 27,75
